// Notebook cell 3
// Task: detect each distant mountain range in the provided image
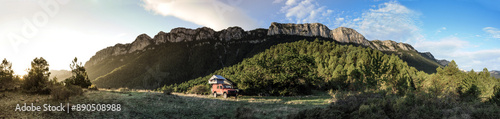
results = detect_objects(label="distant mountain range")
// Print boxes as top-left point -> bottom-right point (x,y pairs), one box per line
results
49,70 -> 71,82
491,70 -> 500,78
83,22 -> 448,89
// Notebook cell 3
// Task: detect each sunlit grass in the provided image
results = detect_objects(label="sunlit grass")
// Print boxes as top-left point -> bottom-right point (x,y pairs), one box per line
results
0,89 -> 330,118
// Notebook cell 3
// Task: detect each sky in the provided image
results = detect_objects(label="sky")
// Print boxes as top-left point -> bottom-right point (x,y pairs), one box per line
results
1,0 -> 499,75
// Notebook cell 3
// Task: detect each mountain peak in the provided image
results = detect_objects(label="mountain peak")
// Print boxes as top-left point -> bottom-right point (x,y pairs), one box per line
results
129,33 -> 153,53
331,26 -> 370,46
371,40 -> 417,52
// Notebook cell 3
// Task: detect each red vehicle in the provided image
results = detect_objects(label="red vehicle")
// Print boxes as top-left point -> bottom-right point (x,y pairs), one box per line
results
208,75 -> 238,98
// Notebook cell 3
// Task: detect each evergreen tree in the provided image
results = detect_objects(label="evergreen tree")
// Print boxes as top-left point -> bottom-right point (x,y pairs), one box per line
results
64,57 -> 92,88
22,57 -> 51,94
0,58 -> 14,88
491,85 -> 500,105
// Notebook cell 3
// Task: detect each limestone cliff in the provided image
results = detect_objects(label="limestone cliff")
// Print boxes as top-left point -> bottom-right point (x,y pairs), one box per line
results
87,22 -> 445,69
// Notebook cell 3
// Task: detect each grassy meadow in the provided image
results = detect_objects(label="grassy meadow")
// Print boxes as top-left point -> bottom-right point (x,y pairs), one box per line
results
0,89 -> 331,118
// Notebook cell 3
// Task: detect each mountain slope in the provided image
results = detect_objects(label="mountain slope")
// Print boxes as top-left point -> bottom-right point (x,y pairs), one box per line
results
85,22 -> 445,89
49,70 -> 71,82
167,40 -> 421,95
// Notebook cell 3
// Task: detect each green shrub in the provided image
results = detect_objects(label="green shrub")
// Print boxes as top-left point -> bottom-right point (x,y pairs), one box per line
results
190,85 -> 208,95
490,85 -> 500,105
471,104 -> 500,119
162,86 -> 173,95
460,84 -> 480,102
50,84 -> 83,100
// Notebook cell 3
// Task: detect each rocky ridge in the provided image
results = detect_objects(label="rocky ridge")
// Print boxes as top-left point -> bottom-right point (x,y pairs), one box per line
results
86,26 -> 255,66
267,22 -> 415,52
86,22 -> 442,67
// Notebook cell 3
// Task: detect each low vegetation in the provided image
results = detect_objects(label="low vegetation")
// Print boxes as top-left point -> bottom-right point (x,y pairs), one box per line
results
0,90 -> 328,118
289,91 -> 500,119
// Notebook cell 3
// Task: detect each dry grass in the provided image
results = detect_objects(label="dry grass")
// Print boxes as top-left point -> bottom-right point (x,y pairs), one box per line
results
0,90 -> 329,118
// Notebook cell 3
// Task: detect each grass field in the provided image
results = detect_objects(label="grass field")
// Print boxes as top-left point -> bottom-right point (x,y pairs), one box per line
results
0,89 -> 331,118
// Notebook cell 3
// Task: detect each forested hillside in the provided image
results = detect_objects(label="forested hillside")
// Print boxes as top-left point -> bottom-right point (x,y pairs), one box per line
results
166,40 -> 500,98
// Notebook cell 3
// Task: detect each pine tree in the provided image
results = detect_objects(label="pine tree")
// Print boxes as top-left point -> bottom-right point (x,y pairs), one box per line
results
0,59 -> 14,88
22,57 -> 51,94
64,57 -> 92,88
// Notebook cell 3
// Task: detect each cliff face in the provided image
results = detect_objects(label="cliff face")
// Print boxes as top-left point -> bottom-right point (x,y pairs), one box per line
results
267,22 -> 417,52
268,22 -> 331,38
86,26 -> 258,67
129,34 -> 153,53
86,22 -> 444,71
331,27 -> 371,47
371,40 -> 417,52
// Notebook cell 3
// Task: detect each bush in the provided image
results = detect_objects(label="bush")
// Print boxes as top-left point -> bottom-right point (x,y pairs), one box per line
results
190,85 -> 208,94
460,84 -> 480,102
22,76 -> 50,94
163,87 -> 173,95
490,85 -> 500,105
50,84 -> 83,100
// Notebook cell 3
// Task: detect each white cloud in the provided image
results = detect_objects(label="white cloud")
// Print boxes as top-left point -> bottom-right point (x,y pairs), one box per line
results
436,27 -> 446,33
141,0 -> 257,30
483,27 -> 500,39
414,36 -> 469,57
285,0 -> 298,6
342,1 -> 423,43
414,36 -> 500,70
453,49 -> 500,71
278,0 -> 333,24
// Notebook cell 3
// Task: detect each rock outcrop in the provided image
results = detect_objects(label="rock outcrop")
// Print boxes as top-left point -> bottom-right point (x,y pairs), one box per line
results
437,59 -> 450,66
268,22 -> 331,38
267,22 -> 416,52
371,40 -> 417,52
219,27 -> 246,41
85,43 -> 128,66
128,34 -> 153,53
331,27 -> 371,46
152,26 -> 248,43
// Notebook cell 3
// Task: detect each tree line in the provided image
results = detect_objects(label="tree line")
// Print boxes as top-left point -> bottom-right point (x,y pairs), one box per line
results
0,57 -> 93,100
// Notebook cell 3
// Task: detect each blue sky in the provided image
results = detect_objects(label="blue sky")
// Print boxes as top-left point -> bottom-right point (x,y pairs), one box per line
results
0,0 -> 499,75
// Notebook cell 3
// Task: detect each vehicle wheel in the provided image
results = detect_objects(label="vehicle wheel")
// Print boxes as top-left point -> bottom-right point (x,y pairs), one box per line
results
223,93 -> 227,98
213,92 -> 217,98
